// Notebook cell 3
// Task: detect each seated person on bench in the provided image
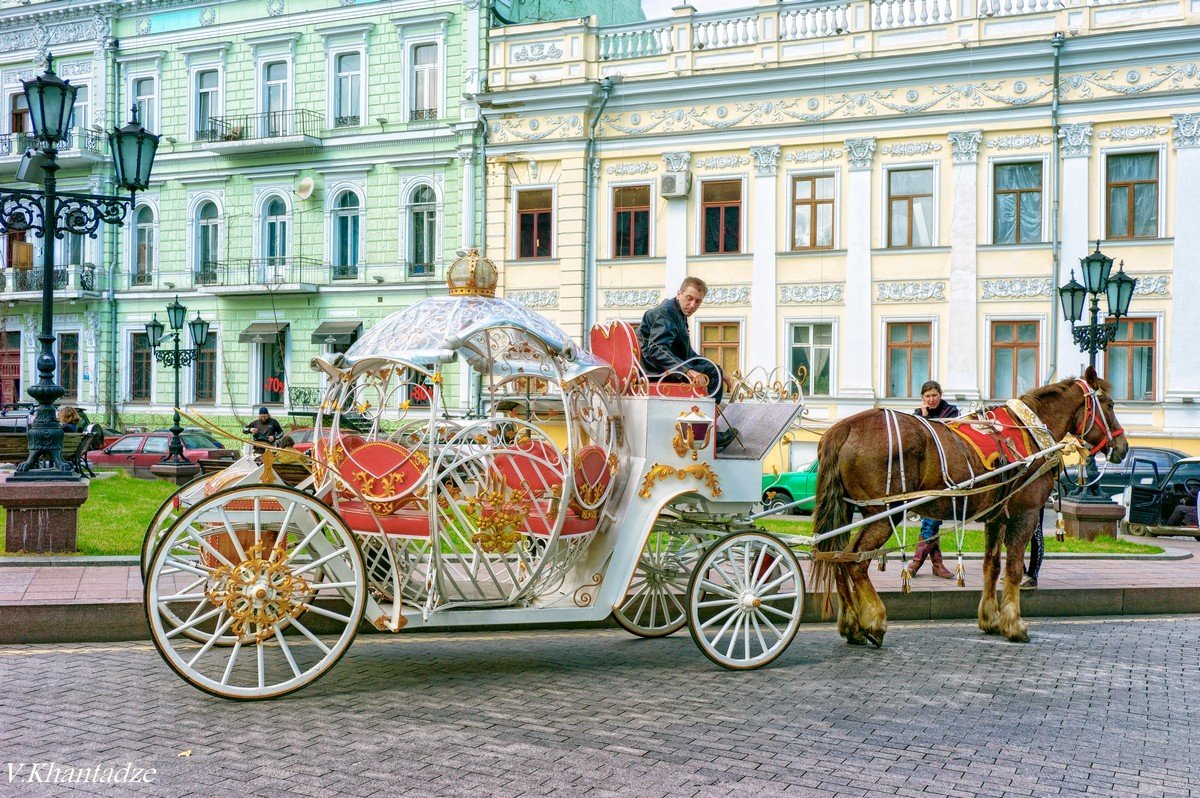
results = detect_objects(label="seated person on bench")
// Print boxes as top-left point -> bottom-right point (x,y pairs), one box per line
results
638,276 -> 737,450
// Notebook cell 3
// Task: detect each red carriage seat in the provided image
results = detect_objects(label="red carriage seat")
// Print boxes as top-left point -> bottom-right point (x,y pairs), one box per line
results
588,321 -> 705,398
491,441 -> 612,537
335,439 -> 431,538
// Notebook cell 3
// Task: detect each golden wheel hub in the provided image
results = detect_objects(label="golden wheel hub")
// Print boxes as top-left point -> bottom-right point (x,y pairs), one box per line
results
206,542 -> 312,642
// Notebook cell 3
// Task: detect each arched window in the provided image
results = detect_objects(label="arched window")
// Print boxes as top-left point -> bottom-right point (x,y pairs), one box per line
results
263,197 -> 288,281
333,191 -> 360,278
195,201 -> 219,284
133,205 -> 155,286
409,185 -> 436,277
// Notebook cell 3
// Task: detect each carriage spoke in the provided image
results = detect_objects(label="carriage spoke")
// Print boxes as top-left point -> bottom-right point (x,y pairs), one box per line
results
217,508 -> 248,562
186,613 -> 235,667
220,639 -> 242,686
163,556 -> 211,579
165,605 -> 223,639
273,624 -> 303,679
723,613 -> 745,659
303,603 -> 352,624
288,616 -> 333,656
257,638 -> 266,690
698,579 -> 739,600
282,520 -> 329,566
292,545 -> 350,576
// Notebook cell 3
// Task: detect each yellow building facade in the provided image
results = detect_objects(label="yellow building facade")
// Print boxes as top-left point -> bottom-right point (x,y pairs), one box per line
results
480,0 -> 1200,460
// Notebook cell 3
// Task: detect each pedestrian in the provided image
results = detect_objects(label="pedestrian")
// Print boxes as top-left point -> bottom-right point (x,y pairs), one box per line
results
57,405 -> 80,433
909,380 -> 958,578
244,406 -> 283,452
1023,513 -> 1045,589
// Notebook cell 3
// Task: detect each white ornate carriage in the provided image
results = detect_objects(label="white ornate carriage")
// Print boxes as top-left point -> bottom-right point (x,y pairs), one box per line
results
143,252 -> 809,699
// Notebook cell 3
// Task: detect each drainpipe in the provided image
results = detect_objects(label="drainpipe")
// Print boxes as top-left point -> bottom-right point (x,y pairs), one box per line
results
477,0 -> 491,252
1047,31 -> 1065,382
105,34 -> 121,427
582,77 -> 614,335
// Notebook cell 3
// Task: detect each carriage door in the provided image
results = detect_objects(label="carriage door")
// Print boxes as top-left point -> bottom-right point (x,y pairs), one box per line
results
0,331 -> 20,408
1126,458 -> 1163,525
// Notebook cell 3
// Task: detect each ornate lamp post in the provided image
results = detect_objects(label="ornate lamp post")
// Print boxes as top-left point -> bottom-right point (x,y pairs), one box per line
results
0,55 -> 158,481
146,298 -> 210,468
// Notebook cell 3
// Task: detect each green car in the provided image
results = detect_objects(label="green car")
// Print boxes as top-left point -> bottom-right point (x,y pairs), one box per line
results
761,460 -> 819,514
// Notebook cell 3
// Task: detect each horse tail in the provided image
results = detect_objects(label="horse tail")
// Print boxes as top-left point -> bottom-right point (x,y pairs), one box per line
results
810,418 -> 855,616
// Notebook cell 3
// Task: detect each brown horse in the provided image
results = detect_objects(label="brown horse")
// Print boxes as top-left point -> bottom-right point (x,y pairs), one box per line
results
810,367 -> 1127,645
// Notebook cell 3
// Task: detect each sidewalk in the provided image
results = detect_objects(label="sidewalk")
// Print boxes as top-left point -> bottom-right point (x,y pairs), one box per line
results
2,541 -> 1199,644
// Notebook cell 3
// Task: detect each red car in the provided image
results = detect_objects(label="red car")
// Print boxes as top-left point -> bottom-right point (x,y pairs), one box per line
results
88,432 -> 237,470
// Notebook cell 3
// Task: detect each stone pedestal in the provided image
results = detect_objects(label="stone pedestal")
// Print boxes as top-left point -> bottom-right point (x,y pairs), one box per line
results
0,475 -> 89,553
150,461 -> 201,485
1059,497 -> 1126,542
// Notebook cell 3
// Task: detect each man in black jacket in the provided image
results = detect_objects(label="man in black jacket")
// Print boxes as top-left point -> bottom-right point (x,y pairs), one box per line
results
639,277 -> 737,450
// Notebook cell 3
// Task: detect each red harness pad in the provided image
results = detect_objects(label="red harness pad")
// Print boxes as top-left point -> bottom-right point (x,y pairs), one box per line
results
948,406 -> 1037,470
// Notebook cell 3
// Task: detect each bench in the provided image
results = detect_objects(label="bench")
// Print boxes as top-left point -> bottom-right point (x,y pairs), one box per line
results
0,432 -> 89,473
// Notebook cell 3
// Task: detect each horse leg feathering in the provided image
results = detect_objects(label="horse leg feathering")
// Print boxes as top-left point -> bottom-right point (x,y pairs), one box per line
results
977,520 -> 1004,634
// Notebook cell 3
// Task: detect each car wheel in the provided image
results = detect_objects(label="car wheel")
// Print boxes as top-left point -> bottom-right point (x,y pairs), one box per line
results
1126,523 -> 1150,537
762,490 -> 793,514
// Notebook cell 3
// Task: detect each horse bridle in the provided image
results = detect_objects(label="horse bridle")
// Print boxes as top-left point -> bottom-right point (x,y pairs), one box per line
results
1074,379 -> 1124,456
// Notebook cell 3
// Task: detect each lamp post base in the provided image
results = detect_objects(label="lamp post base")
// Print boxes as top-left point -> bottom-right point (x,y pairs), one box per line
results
150,461 -> 200,485
0,475 -> 89,553
1058,496 -> 1126,542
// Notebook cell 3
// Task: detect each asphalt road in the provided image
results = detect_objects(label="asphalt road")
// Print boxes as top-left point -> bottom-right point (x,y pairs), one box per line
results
2,617 -> 1198,798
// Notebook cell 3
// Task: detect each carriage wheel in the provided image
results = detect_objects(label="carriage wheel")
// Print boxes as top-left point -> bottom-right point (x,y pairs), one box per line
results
686,531 -> 804,670
145,485 -> 365,700
613,530 -> 706,638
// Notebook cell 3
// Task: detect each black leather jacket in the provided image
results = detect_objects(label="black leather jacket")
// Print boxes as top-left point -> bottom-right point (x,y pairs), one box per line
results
638,297 -> 698,374
914,399 -> 959,419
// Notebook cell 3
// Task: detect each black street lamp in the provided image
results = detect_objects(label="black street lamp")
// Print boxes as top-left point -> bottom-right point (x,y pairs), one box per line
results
146,298 -> 210,465
0,55 -> 159,481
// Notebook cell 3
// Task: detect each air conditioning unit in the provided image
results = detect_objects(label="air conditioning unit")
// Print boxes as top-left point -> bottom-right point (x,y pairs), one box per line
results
660,171 -> 692,199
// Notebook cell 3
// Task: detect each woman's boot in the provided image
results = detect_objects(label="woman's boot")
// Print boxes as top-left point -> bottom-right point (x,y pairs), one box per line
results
930,541 -> 954,579
908,540 -> 930,576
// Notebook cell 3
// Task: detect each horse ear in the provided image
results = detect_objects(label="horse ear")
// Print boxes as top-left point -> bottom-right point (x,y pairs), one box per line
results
1083,365 -> 1099,387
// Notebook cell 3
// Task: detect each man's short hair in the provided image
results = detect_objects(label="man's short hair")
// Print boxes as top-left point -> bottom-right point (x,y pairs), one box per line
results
679,276 -> 708,296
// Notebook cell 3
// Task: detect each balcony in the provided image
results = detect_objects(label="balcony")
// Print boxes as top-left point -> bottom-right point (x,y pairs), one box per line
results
0,263 -> 103,301
201,110 -> 323,155
0,128 -> 105,175
194,256 -> 323,294
409,108 -> 439,123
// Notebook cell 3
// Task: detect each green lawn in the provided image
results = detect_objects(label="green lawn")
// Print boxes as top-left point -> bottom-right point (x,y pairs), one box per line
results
757,518 -> 1164,555
0,471 -> 175,556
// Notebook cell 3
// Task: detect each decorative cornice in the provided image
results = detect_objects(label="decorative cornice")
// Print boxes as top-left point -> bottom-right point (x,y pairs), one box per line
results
880,141 -> 942,157
1059,123 -> 1093,158
704,286 -> 750,305
986,134 -> 1053,150
507,289 -> 559,308
749,146 -> 781,177
603,289 -> 661,307
876,281 -> 945,302
662,152 -> 691,172
1097,124 -> 1169,142
784,148 -> 840,164
694,154 -> 748,170
981,277 -> 1052,299
779,283 -> 843,304
948,130 -> 983,164
605,161 -> 658,176
513,42 -> 563,63
844,138 -> 876,171
1172,113 -> 1200,149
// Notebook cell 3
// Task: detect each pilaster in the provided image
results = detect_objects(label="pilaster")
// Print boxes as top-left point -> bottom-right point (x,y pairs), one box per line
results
662,151 -> 690,293
841,138 -> 876,399
946,130 -> 982,401
748,145 -> 780,372
1057,122 -> 1093,380
1163,113 -> 1200,431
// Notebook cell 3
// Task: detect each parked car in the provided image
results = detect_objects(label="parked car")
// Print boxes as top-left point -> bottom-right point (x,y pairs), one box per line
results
1123,456 -> 1200,540
287,427 -> 317,453
761,460 -> 819,514
152,428 -> 227,449
1057,446 -> 1189,501
88,432 -> 238,471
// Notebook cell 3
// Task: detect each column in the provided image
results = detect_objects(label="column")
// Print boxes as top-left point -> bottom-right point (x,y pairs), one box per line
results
1164,113 -> 1200,431
748,145 -> 780,372
840,138 -> 876,399
457,146 -> 475,249
945,130 -> 982,401
1057,122 -> 1093,379
661,151 -> 691,293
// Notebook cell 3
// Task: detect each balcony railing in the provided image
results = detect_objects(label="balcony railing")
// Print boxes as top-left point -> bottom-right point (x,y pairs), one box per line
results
202,256 -> 324,288
0,128 -> 103,158
334,115 -> 360,128
207,109 -> 323,142
409,108 -> 439,122
0,263 -> 98,294
407,261 -> 436,278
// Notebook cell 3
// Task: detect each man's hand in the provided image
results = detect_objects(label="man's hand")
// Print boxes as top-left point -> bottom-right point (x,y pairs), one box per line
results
686,369 -> 708,388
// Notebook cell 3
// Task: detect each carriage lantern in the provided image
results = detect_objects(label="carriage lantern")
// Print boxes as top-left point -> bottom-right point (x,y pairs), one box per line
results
673,406 -> 713,460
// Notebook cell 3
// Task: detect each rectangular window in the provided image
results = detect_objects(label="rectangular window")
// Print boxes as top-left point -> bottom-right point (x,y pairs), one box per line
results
130,332 -> 152,402
990,321 -> 1039,399
789,323 -> 833,396
411,44 -> 438,121
259,339 -> 285,405
1105,317 -> 1155,400
613,185 -> 650,258
0,331 -> 20,408
133,77 -> 156,132
10,93 -> 29,133
58,333 -> 79,400
791,175 -> 835,250
193,337 -> 216,404
888,168 -> 934,248
195,70 -> 219,140
993,162 -> 1042,244
70,85 -> 88,136
886,322 -> 931,398
517,189 -> 553,259
263,61 -> 288,136
334,52 -> 361,127
57,233 -> 84,267
701,180 -> 741,254
699,322 -> 740,377
1106,153 -> 1158,239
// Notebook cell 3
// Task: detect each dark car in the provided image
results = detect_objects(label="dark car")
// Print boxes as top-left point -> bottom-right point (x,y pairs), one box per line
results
1124,457 -> 1200,540
1057,446 -> 1189,500
88,432 -> 237,471
153,428 -> 227,449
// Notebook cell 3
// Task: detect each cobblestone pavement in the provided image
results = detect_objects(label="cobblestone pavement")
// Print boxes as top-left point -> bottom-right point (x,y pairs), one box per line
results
2,617 -> 1198,798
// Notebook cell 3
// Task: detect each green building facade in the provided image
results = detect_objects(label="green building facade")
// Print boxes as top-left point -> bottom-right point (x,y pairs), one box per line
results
0,0 -> 485,430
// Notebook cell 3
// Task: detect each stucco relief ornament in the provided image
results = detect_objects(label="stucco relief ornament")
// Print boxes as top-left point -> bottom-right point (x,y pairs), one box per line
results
981,278 -> 1052,299
604,289 -> 661,307
135,18 -> 151,35
1059,123 -> 1093,158
877,282 -> 945,302
703,286 -> 750,305
844,138 -> 876,170
507,290 -> 559,308
1133,276 -> 1170,296
513,43 -> 563,63
267,0 -> 285,17
605,162 -> 658,175
694,155 -> 749,169
199,8 -> 217,25
785,148 -> 840,164
779,284 -> 843,304
1098,124 -> 1169,142
662,152 -> 691,172
1172,113 -> 1200,149
880,142 -> 942,156
339,0 -> 356,5
948,130 -> 983,164
986,134 -> 1053,149
21,316 -> 36,351
749,146 -> 781,177
83,313 -> 100,349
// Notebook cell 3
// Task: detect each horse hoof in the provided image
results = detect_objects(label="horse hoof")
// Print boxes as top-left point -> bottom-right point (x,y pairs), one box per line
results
1005,629 -> 1030,643
863,631 -> 884,649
